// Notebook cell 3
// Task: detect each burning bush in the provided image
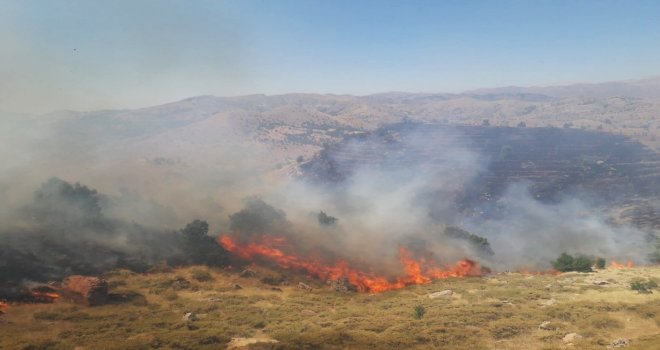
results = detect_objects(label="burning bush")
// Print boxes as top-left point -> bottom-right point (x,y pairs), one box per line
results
0,178 -> 230,297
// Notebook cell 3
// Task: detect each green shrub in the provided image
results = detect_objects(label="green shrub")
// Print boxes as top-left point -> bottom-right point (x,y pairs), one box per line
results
552,253 -> 592,272
631,279 -> 658,294
190,268 -> 213,282
413,305 -> 426,320
573,256 -> 593,272
595,257 -> 606,269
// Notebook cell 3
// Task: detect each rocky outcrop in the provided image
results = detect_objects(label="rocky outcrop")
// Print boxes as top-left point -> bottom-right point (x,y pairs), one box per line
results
607,338 -> 631,349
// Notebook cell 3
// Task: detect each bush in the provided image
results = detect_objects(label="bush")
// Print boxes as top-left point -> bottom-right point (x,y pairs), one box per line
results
595,257 -> 606,269
572,256 -> 593,272
413,305 -> 426,320
190,268 -> 213,282
631,279 -> 658,294
148,261 -> 173,273
552,253 -> 592,272
181,220 -> 229,266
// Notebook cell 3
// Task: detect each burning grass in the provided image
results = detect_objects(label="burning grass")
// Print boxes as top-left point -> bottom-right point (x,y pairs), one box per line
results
0,266 -> 659,349
219,234 -> 484,293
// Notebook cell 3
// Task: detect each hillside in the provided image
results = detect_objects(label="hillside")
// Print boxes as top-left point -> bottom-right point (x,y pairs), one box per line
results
1,265 -> 659,350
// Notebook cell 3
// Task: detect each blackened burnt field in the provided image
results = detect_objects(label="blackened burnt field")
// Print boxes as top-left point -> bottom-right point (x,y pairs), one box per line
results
301,123 -> 660,222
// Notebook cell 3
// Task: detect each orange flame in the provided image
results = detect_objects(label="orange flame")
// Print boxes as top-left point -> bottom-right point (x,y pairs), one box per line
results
0,301 -> 8,313
610,260 -> 635,269
219,235 -> 483,293
29,290 -> 60,302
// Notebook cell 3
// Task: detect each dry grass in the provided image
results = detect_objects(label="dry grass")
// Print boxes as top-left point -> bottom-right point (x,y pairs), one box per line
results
1,266 -> 659,349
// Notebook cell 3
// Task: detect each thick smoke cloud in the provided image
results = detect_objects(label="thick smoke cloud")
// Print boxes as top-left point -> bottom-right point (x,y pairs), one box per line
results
1,108 -> 657,290
256,124 -> 655,272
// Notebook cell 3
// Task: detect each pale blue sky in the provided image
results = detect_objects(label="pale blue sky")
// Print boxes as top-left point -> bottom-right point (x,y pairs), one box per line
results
2,0 -> 660,113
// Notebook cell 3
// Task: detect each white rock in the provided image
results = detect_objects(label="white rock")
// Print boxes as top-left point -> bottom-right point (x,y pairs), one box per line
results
182,312 -> 198,322
538,321 -> 555,330
428,290 -> 453,299
562,333 -> 582,343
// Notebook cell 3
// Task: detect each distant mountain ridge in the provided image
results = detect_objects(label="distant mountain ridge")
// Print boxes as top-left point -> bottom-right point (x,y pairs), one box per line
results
465,76 -> 660,99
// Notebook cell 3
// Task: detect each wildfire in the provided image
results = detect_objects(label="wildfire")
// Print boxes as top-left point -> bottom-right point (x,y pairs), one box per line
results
609,260 -> 635,269
219,234 -> 483,293
0,301 -> 8,313
28,287 -> 60,303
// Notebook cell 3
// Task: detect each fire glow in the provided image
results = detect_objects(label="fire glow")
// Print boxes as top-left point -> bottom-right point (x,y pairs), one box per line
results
219,234 -> 484,293
610,260 -> 635,269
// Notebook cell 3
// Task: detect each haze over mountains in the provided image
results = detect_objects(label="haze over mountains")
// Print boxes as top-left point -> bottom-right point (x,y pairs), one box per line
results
2,76 -> 659,230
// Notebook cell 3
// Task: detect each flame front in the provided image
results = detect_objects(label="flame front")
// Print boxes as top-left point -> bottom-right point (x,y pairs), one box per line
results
219,235 -> 483,293
610,260 -> 635,269
29,290 -> 60,303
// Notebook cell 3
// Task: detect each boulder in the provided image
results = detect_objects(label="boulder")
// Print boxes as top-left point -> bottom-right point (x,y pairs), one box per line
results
240,269 -> 257,278
428,290 -> 453,299
540,298 -> 556,307
182,312 -> 198,322
62,275 -> 108,306
538,321 -> 556,331
592,280 -> 609,285
562,333 -> 582,344
607,338 -> 631,349
297,282 -> 312,292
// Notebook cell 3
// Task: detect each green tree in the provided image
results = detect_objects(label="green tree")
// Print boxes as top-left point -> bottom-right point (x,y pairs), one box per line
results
552,253 -> 575,272
181,220 -> 228,266
229,198 -> 288,237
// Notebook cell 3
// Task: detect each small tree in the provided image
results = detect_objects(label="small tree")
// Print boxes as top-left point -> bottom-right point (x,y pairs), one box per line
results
181,220 -> 228,266
595,257 -> 606,269
552,253 -> 575,272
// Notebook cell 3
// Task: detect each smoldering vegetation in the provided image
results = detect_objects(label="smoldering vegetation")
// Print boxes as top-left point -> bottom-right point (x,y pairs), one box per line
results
291,122 -> 660,270
0,178 -> 228,290
2,111 -> 660,294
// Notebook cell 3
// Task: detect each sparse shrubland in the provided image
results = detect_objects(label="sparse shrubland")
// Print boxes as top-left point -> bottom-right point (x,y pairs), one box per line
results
2,265 -> 659,350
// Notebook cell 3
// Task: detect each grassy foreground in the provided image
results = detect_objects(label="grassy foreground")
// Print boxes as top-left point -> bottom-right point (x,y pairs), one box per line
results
1,266 -> 659,350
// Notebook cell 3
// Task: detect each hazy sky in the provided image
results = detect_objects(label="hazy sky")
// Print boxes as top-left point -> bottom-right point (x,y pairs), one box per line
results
2,0 -> 660,113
